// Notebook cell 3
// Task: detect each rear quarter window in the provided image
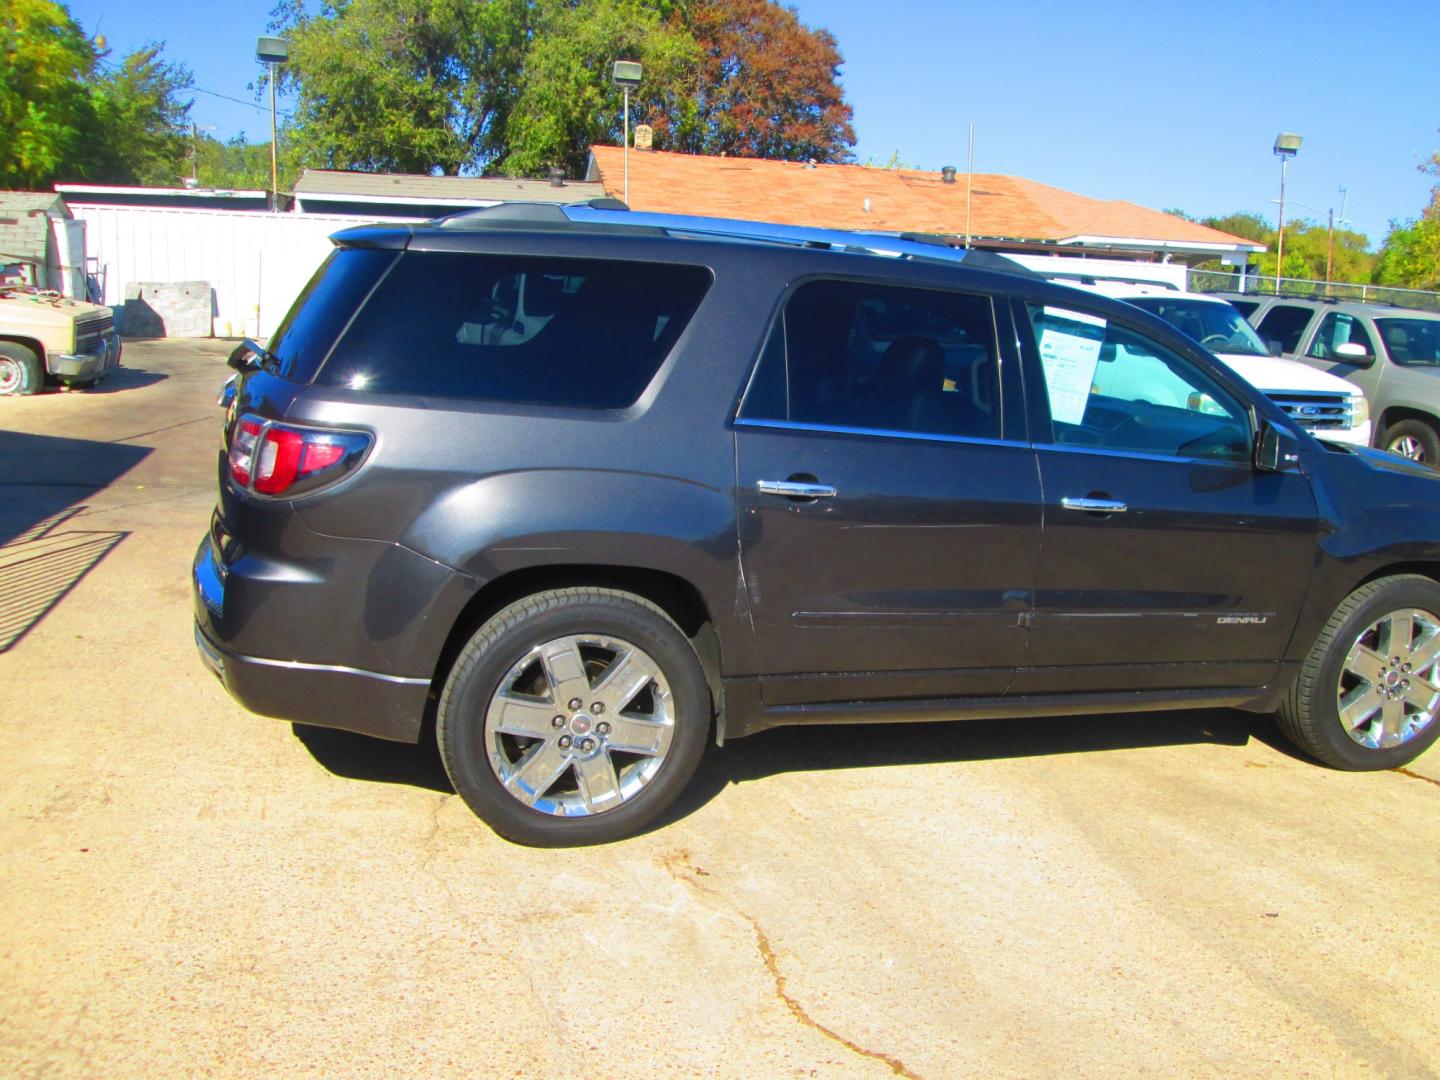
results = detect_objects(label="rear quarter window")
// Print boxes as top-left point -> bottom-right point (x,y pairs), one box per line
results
266,248 -> 397,382
1254,304 -> 1315,354
317,252 -> 712,408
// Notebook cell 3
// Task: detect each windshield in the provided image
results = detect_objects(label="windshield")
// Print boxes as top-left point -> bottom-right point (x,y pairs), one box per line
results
1127,297 -> 1268,356
1376,317 -> 1440,366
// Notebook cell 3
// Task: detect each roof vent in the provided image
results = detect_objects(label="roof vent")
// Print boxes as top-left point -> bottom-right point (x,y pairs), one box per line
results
941,165 -> 957,184
548,168 -> 566,187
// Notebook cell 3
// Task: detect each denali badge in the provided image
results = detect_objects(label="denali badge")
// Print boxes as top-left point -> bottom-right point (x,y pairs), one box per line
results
1217,615 -> 1270,625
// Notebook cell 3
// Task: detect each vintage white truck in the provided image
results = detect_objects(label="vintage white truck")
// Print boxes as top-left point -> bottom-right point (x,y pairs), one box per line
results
0,287 -> 121,396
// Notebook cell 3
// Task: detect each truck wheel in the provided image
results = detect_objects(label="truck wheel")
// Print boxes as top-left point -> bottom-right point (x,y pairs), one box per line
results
1278,574 -> 1440,770
0,343 -> 42,397
437,587 -> 711,847
1382,420 -> 1440,468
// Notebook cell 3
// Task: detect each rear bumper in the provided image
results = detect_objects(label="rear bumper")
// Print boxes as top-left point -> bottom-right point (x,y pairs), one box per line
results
192,539 -> 431,743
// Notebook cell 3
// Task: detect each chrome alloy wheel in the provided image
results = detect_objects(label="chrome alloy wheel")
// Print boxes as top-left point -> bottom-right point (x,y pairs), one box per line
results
1336,607 -> 1440,750
1388,434 -> 1427,462
484,634 -> 675,816
0,357 -> 21,395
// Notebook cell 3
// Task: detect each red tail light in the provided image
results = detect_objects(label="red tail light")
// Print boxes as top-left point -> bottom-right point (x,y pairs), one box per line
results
228,416 -> 371,497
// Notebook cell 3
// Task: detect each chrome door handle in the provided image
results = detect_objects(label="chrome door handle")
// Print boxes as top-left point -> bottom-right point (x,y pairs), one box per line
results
1061,497 -> 1128,514
756,479 -> 837,499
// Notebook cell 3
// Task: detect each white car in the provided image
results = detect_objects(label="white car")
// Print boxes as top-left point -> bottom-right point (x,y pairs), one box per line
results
1051,283 -> 1371,446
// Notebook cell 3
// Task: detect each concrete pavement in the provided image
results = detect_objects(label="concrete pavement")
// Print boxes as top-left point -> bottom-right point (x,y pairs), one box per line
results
1,339 -> 1436,1078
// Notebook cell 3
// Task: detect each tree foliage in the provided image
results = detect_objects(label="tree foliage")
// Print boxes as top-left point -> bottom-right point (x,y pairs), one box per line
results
273,0 -> 856,178
194,132 -> 299,192
0,0 -> 194,188
499,0 -> 697,177
0,0 -> 96,187
1372,141 -> 1440,291
1186,210 -> 1374,283
665,0 -> 854,162
272,0 -> 531,175
84,46 -> 194,185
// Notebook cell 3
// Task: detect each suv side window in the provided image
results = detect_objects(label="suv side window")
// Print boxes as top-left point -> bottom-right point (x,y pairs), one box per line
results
1306,312 -> 1377,360
317,253 -> 711,408
1254,304 -> 1315,354
1023,302 -> 1251,462
738,279 -> 1001,440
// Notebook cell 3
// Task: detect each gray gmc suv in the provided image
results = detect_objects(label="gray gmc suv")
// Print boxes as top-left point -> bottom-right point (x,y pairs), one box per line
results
195,205 -> 1440,846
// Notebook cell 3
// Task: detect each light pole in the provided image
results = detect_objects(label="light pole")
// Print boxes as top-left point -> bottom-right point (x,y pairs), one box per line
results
1272,132 -> 1302,292
611,61 -> 643,206
257,36 -> 290,211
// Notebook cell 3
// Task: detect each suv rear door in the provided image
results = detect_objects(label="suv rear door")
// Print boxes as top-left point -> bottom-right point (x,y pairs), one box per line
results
733,277 -> 1041,706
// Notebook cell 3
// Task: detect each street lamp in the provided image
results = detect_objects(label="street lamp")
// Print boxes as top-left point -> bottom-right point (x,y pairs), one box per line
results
257,36 -> 289,211
1272,132 -> 1302,292
611,60 -> 642,206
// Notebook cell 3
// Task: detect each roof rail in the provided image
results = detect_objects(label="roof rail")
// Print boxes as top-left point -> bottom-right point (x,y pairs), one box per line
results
424,201 -> 1041,276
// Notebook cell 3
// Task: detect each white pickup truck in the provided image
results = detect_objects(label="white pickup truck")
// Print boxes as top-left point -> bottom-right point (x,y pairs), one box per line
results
1003,258 -> 1371,447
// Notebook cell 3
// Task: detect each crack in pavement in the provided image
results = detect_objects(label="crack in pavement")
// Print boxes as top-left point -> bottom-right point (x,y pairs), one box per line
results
660,851 -> 922,1080
1394,767 -> 1440,789
417,793 -> 461,912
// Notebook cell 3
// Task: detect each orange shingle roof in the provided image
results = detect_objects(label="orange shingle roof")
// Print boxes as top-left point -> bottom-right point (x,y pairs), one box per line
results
587,146 -> 1259,251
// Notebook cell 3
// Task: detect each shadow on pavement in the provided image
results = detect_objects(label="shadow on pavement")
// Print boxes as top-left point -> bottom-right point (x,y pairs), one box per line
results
0,508 -> 127,653
63,366 -> 169,394
293,723 -> 454,795
0,429 -> 152,544
292,705 -> 1263,830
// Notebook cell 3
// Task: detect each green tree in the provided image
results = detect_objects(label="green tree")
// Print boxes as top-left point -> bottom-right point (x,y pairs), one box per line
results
1372,141 -> 1440,290
273,0 -> 856,178
1202,211 -> 1269,245
84,45 -> 194,185
1196,211 -> 1374,283
0,1 -> 194,188
273,0 -> 532,175
0,0 -> 95,187
194,132 -> 299,192
498,0 -> 697,177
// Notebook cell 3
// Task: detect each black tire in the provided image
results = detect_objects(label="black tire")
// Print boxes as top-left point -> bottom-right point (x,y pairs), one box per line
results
0,342 -> 42,397
437,587 -> 711,846
1278,574 -> 1440,770
1381,419 -> 1440,468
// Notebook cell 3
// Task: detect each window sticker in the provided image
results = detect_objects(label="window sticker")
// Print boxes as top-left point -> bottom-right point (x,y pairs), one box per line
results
1037,310 -> 1106,425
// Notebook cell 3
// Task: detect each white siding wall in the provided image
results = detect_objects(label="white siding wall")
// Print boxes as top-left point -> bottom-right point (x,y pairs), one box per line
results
67,205 -> 415,338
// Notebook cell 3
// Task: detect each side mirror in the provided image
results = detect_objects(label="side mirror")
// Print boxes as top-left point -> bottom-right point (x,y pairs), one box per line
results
228,338 -> 276,372
1266,340 -> 1283,357
1255,421 -> 1301,473
1334,342 -> 1374,367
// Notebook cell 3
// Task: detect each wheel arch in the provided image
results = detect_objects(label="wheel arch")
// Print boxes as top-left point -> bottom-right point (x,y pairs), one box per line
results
1375,406 -> 1440,439
1349,561 -> 1440,595
428,564 -> 727,740
0,335 -> 46,363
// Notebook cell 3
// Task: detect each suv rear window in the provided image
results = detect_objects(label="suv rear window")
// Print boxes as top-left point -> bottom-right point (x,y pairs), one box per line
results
317,252 -> 711,408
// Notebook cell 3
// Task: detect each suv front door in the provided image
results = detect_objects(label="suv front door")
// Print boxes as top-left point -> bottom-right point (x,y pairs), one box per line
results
1013,298 -> 1321,694
734,278 -> 1041,706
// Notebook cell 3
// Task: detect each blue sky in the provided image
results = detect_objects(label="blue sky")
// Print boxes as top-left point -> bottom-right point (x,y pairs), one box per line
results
68,0 -> 1439,246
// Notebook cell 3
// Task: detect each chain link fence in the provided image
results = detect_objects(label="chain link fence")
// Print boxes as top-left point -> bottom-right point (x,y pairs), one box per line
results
1187,269 -> 1440,314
